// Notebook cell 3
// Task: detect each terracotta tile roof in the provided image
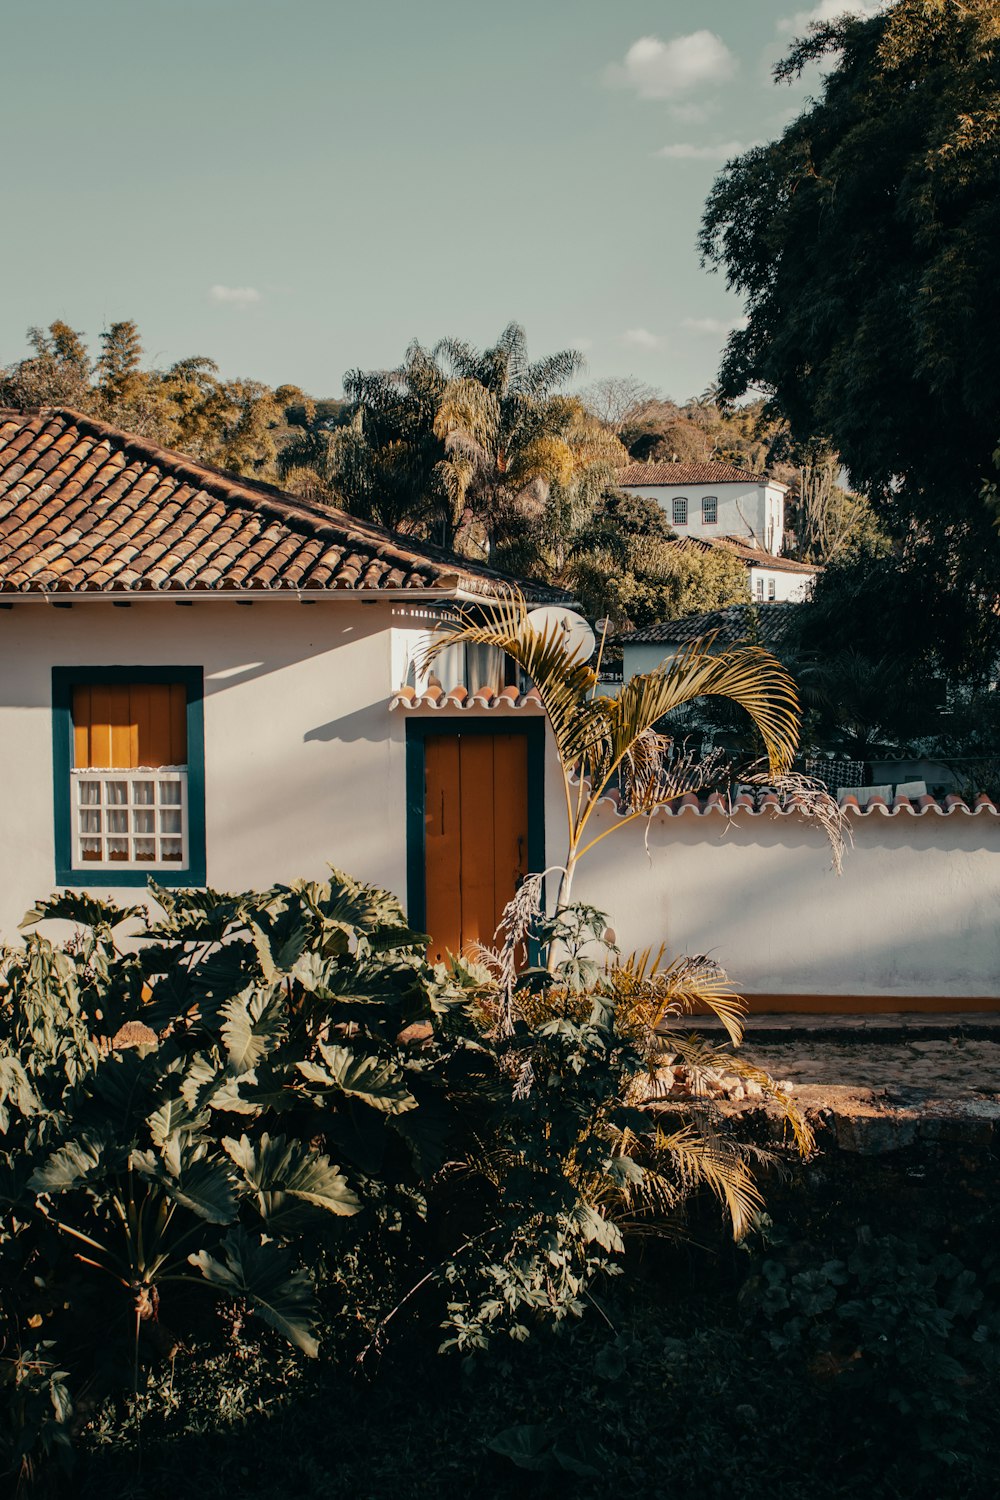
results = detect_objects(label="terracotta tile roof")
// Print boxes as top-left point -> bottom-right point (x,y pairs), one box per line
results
618,602 -> 800,649
618,460 -> 786,489
0,408 -> 568,601
390,685 -> 545,711
685,535 -> 820,575
583,786 -> 1000,820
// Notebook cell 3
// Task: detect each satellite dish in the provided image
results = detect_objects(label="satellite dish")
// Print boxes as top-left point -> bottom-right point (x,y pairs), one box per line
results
523,606 -> 597,663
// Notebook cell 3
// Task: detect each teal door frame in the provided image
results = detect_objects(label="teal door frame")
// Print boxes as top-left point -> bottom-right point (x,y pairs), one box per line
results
404,716 -> 546,934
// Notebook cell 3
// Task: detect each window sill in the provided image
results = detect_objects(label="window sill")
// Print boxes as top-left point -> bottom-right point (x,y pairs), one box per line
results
55,865 -> 206,888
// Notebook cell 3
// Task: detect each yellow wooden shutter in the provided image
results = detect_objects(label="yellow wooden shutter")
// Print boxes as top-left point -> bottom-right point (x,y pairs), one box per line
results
71,684 -> 187,769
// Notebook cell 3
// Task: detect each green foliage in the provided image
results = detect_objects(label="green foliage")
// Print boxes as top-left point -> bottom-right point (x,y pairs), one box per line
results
0,871 -> 809,1485
315,323 -> 624,561
745,1226 -> 1000,1465
700,0 -> 1000,658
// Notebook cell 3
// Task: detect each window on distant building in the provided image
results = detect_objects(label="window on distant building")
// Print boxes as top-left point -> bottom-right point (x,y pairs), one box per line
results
756,578 -> 764,602
702,495 -> 718,525
672,497 -> 688,526
52,669 -> 205,886
768,578 -> 776,601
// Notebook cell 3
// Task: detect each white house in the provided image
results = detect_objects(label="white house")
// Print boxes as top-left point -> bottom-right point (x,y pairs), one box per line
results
1,409 -> 998,1014
618,602 -> 800,681
619,459 -> 790,555
668,534 -> 818,604
0,407 -> 562,959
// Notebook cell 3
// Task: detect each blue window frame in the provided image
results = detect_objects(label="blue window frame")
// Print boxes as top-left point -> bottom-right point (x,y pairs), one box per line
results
51,666 -> 206,887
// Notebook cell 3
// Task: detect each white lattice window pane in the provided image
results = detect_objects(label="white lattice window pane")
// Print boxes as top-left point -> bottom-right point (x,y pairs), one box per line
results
71,768 -> 189,871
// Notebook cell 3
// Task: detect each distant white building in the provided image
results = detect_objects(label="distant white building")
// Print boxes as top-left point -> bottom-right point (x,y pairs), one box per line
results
618,459 -> 789,556
669,534 -> 818,604
617,459 -> 818,602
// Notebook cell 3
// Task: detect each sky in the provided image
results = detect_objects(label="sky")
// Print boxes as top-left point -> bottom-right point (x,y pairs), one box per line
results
0,0 -> 880,403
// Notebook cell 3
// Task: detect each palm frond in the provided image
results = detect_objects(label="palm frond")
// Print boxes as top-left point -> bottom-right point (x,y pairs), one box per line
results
665,1033 -> 815,1156
651,1124 -> 764,1240
604,637 -> 800,784
611,949 -> 746,1046
416,592 -> 597,762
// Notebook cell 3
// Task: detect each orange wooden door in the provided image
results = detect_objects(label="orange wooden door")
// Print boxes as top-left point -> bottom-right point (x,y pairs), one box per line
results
423,732 -> 529,963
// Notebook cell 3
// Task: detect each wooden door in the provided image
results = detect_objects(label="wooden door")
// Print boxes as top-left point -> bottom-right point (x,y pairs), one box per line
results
423,731 -> 529,963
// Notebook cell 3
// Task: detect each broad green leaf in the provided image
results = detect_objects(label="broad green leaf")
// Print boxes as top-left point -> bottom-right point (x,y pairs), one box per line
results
190,1227 -> 319,1356
146,1094 -> 211,1148
20,892 -> 141,931
132,1141 -> 238,1225
220,987 -> 287,1075
223,1132 -> 360,1225
250,921 -> 308,983
298,1044 -> 417,1115
29,1132 -> 127,1193
0,1055 -> 43,1129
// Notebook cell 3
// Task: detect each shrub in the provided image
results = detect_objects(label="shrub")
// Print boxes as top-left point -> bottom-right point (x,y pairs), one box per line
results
0,871 -> 806,1486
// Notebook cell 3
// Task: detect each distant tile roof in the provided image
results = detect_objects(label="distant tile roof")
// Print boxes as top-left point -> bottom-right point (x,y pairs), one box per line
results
618,602 -> 800,649
669,534 -> 819,575
619,460 -> 786,489
0,408 -> 567,601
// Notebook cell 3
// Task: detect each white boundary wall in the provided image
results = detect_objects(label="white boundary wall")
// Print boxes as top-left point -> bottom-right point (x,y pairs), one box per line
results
564,790 -> 1000,1005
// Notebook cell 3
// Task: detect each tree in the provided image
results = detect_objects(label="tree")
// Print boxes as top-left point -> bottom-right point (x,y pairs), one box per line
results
699,0 -> 1000,662
785,443 -> 886,563
422,591 -> 800,921
320,325 -> 625,561
0,321 -> 91,409
581,375 -> 659,433
569,490 -> 748,629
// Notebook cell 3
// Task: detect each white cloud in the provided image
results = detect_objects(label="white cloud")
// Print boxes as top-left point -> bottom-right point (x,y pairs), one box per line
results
209,284 -> 261,306
605,31 -> 738,100
657,140 -> 755,161
620,328 -> 664,351
777,1 -> 884,35
681,315 -> 749,336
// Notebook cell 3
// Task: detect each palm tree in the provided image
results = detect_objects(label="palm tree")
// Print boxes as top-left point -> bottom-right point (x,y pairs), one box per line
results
431,326 -> 623,564
421,591 -> 800,947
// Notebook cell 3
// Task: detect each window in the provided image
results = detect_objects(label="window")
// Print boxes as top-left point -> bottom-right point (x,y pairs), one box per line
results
672,497 -> 688,526
755,578 -> 764,601
768,578 -> 776,601
701,495 -> 718,525
52,669 -> 205,887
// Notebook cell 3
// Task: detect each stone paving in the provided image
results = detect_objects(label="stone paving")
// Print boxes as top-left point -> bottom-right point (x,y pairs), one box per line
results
672,1013 -> 1000,1154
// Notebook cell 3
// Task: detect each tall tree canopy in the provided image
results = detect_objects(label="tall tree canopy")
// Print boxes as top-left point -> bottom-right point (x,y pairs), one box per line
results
700,0 -> 1000,667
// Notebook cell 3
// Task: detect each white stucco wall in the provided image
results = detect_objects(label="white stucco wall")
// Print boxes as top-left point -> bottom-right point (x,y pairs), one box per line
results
622,481 -> 786,555
564,800 -> 1000,1006
5,605 -> 996,1006
0,599 -> 411,936
748,565 -> 814,604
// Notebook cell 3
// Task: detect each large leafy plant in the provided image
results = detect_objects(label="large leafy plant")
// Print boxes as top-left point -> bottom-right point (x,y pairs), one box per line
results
0,873 -> 479,1393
